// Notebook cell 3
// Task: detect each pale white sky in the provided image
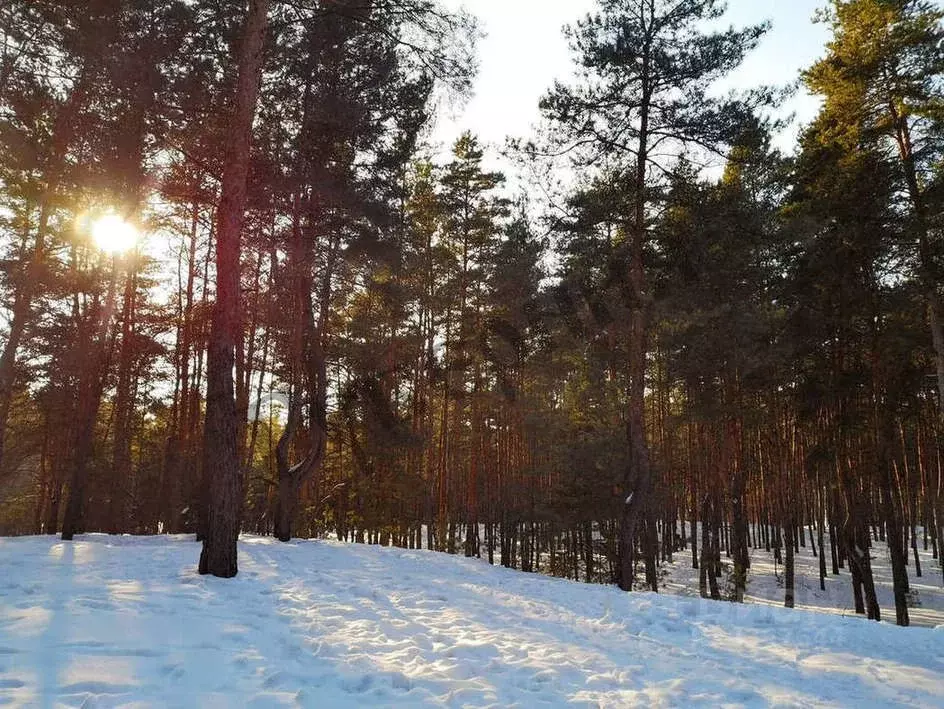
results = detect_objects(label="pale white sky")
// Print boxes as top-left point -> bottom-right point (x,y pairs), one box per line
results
434,0 -> 831,156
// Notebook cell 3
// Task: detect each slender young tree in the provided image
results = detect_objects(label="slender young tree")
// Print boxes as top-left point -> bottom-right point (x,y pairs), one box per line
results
438,133 -> 507,556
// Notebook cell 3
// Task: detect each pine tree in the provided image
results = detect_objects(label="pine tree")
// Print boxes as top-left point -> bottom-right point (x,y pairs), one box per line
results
657,123 -> 785,602
806,0 -> 944,419
438,133 -> 507,556
536,0 -> 770,591
800,0 -> 944,625
199,0 -> 270,578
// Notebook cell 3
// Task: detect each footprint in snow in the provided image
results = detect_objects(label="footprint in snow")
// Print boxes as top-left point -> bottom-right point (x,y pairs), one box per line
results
341,675 -> 373,694
160,663 -> 185,679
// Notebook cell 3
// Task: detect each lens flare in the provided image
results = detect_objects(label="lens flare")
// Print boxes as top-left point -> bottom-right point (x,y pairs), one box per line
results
91,214 -> 138,254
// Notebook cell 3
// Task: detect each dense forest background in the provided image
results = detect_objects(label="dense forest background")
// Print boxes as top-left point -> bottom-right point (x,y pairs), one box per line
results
0,0 -> 942,626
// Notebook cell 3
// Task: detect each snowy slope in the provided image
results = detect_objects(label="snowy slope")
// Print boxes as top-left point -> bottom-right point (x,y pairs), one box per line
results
0,535 -> 942,708
661,529 -> 944,629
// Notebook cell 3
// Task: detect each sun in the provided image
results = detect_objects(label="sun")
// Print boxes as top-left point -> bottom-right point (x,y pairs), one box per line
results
91,214 -> 139,254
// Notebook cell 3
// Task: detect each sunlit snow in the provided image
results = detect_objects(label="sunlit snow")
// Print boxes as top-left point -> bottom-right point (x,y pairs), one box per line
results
0,535 -> 941,707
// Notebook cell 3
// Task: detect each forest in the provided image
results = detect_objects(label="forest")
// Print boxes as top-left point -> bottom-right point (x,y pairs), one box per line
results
0,0 -> 942,633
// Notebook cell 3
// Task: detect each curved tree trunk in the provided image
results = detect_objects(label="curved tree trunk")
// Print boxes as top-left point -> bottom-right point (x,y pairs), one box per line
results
273,201 -> 329,543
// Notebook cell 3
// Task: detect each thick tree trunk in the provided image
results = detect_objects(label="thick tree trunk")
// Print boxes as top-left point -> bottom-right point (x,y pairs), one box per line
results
847,523 -> 881,621
849,551 -> 865,615
199,0 -> 269,578
274,475 -> 298,543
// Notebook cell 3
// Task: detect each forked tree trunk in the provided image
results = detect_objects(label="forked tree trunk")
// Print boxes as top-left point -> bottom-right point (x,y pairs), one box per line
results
878,429 -> 910,626
847,521 -> 881,621
273,197 -> 329,543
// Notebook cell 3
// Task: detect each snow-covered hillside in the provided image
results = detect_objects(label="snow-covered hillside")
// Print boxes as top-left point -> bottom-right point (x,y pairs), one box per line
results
0,535 -> 942,708
661,528 -> 944,629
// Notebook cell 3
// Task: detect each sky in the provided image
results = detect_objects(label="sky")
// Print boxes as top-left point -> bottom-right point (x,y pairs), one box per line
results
433,0 -> 833,157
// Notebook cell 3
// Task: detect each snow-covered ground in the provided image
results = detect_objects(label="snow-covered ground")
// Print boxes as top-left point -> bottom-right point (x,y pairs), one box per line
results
0,535 -> 942,707
661,530 -> 944,629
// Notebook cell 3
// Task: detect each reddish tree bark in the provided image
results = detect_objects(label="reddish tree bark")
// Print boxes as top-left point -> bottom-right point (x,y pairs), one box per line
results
199,0 -> 270,578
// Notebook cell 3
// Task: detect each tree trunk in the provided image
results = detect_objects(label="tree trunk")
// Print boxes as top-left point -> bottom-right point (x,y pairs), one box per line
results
273,197 -> 330,543
61,263 -> 120,540
784,521 -> 795,608
199,0 -> 269,578
108,267 -> 139,533
619,56 -> 653,593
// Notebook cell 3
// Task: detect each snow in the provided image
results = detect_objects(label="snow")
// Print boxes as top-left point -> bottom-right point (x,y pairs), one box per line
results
661,528 -> 944,629
0,534 -> 942,708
